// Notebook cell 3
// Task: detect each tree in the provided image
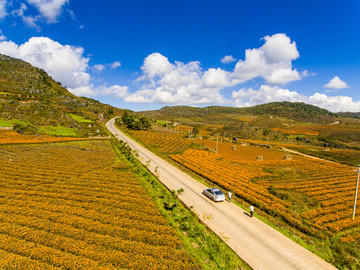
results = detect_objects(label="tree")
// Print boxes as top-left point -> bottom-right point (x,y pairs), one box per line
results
121,111 -> 135,128
139,116 -> 151,130
192,126 -> 199,137
121,111 -> 152,130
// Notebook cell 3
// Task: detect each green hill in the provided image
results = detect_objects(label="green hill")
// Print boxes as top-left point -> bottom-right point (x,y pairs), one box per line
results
141,102 -> 339,123
0,54 -> 120,137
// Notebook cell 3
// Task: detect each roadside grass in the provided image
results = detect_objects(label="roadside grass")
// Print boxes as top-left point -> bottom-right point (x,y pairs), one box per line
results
111,139 -> 251,270
68,113 -> 94,123
38,126 -> 79,137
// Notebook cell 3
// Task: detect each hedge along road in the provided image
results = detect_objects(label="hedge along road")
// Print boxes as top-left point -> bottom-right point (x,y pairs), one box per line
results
106,118 -> 337,270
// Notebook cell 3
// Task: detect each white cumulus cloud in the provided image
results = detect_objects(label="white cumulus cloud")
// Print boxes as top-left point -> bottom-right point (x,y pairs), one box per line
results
231,33 -> 303,85
26,0 -> 69,23
232,84 -> 360,112
100,85 -> 129,98
0,36 -> 128,98
126,52 -> 227,105
130,34 -> 306,105
0,37 -> 90,94
324,76 -> 350,90
232,85 -> 305,107
221,55 -> 237,64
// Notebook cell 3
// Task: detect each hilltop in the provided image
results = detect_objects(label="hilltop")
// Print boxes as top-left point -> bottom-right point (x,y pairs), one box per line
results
0,54 -> 120,137
140,102 -> 339,123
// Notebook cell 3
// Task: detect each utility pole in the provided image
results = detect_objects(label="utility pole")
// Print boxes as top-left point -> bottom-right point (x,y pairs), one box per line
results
216,133 -> 219,154
353,165 -> 360,220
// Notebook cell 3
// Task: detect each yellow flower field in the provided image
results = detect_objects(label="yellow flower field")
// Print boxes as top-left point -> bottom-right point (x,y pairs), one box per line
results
0,140 -> 198,269
170,148 -> 359,238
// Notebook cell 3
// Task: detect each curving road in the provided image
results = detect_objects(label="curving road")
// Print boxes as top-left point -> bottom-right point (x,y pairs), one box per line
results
106,118 -> 337,270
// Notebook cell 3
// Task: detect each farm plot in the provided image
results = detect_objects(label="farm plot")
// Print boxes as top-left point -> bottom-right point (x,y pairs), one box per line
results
193,139 -> 290,162
129,130 -> 191,153
0,129 -> 92,144
0,141 -> 198,269
170,148 -> 359,238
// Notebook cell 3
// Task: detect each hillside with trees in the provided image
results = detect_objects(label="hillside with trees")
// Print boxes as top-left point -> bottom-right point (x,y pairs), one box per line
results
140,102 -> 339,123
0,54 -> 120,137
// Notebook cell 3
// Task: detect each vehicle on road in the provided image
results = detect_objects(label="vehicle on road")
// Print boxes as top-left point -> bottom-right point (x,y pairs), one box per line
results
202,188 -> 226,202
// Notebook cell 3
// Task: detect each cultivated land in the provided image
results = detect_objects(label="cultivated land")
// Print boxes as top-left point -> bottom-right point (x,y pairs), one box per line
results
120,115 -> 360,270
0,139 -> 200,269
107,118 -> 338,270
2,55 -> 360,269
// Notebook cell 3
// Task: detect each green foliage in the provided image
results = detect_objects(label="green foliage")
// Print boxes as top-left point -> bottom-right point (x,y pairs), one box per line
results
38,126 -> 80,137
331,239 -> 360,269
0,118 -> 26,127
113,139 -> 137,163
13,123 -> 37,135
121,111 -> 151,130
267,185 -> 319,213
192,126 -> 199,136
67,114 -> 94,123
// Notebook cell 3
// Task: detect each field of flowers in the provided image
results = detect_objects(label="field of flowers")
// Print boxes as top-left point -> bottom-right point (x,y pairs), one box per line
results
129,130 -> 191,153
170,147 -> 359,239
0,140 -> 198,269
0,129 -> 96,144
193,139 -> 289,162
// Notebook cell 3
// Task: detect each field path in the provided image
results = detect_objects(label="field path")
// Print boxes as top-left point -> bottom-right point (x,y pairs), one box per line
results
282,147 -> 338,164
106,118 -> 337,270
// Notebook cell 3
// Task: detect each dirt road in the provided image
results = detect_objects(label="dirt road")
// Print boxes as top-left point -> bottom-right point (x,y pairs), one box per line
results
106,118 -> 337,270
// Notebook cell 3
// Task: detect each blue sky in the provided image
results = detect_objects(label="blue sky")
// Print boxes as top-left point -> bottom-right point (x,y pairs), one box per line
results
0,0 -> 359,112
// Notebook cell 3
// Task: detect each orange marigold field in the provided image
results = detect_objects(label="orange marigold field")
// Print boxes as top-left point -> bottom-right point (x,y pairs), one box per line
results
0,129 -> 101,144
271,128 -> 319,136
170,147 -> 360,239
194,139 -> 293,162
129,130 -> 191,153
0,141 -> 198,269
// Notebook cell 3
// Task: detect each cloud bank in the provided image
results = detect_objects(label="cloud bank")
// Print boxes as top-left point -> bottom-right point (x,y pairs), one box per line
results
232,85 -> 360,112
0,33 -> 358,113
0,36 -> 127,98
127,33 -> 305,104
125,33 -> 358,112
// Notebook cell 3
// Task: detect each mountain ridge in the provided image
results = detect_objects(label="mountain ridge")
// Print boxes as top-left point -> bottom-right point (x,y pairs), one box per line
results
139,101 -> 343,123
